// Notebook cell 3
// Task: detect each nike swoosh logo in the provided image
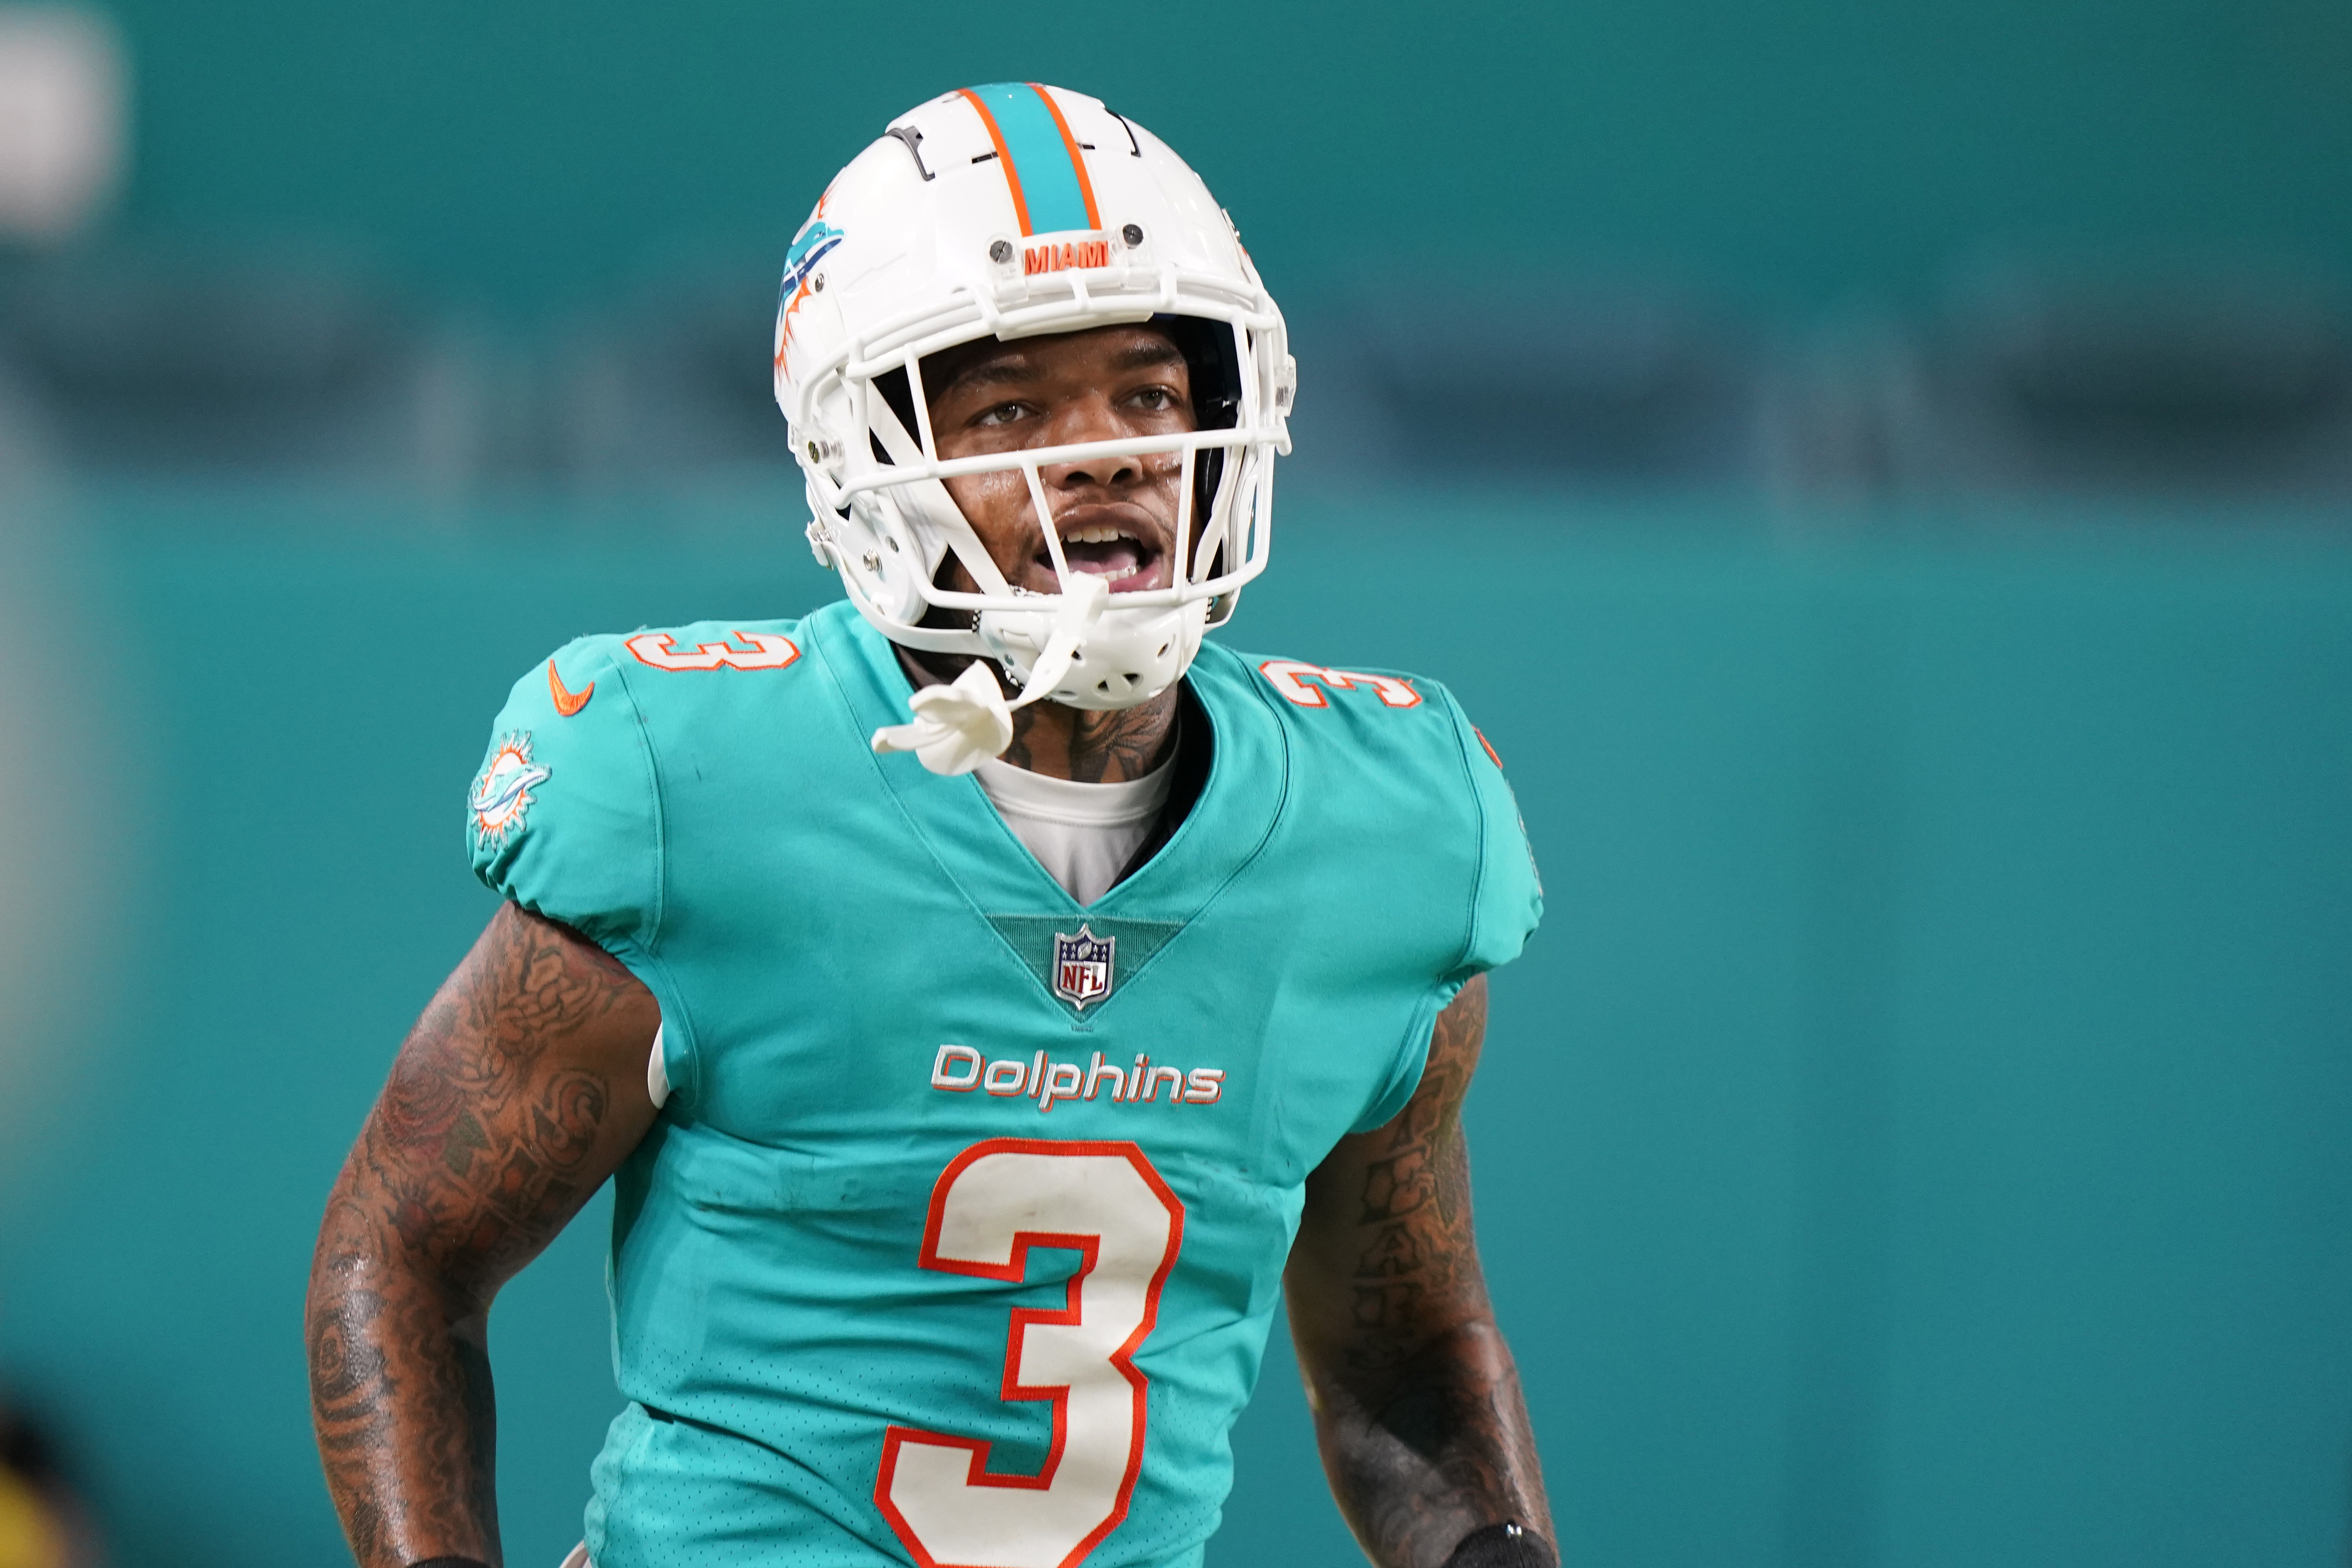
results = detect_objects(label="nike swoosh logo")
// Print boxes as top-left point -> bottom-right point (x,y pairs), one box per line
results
549,658 -> 594,716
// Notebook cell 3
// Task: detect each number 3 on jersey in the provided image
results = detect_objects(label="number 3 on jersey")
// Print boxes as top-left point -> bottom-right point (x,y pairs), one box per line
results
876,1140 -> 1186,1568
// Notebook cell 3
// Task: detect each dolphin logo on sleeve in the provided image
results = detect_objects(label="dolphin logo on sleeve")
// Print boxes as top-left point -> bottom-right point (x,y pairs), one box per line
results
469,733 -> 551,847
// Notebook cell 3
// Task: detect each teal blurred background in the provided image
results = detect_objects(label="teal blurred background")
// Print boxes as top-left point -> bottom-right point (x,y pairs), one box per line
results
67,0 -> 2352,308
0,3 -> 2347,1567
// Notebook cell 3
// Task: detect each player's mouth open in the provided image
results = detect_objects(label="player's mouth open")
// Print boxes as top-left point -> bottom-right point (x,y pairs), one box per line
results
1046,525 -> 1163,591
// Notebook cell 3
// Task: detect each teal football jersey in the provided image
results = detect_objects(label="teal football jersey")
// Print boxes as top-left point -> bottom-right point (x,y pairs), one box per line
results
466,600 -> 1540,1568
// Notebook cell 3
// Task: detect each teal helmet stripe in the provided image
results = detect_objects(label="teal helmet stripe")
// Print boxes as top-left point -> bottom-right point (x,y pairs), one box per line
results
964,81 -> 1098,236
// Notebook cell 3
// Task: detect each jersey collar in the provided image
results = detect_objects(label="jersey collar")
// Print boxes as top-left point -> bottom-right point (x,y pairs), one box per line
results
807,601 -> 1287,930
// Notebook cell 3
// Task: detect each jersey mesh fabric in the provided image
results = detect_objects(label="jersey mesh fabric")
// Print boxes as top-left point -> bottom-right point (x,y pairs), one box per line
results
468,600 -> 1541,1568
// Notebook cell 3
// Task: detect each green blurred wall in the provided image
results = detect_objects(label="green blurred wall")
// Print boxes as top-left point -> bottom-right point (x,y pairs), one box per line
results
0,492 -> 2345,1567
8,5 -> 2349,1562
96,0 -> 2352,310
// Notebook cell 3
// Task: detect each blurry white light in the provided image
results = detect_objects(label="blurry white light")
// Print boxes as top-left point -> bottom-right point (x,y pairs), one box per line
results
0,6 -> 126,242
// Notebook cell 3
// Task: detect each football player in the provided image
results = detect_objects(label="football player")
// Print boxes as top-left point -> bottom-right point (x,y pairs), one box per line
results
307,83 -> 1551,1568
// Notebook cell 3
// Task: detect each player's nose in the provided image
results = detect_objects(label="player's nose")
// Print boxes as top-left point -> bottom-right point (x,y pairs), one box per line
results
1039,393 -> 1139,488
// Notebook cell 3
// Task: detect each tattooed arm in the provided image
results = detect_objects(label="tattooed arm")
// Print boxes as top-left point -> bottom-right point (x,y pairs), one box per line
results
1285,976 -> 1555,1568
307,903 -> 662,1568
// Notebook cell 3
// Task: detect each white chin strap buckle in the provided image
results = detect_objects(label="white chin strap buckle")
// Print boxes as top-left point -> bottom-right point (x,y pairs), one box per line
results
871,574 -> 1107,776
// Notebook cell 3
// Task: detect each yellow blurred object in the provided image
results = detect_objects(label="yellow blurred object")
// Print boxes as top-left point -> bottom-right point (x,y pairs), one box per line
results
0,1468 -> 64,1568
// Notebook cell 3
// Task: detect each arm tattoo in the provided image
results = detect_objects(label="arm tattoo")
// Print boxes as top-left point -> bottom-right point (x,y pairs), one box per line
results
1288,977 -> 1555,1568
307,904 -> 658,1568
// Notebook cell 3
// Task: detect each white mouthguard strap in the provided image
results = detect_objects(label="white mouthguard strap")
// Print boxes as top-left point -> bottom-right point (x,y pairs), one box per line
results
871,574 -> 1109,775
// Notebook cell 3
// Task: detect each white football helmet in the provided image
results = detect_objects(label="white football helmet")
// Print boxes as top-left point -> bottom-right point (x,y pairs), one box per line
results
775,83 -> 1294,737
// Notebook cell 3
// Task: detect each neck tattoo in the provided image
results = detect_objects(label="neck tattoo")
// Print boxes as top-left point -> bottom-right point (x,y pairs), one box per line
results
897,647 -> 1179,784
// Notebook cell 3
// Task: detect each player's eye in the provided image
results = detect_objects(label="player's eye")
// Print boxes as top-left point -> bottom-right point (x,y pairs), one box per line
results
974,401 -> 1029,427
1127,385 -> 1182,413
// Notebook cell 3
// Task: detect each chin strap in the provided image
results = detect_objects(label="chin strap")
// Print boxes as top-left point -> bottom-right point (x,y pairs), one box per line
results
871,573 -> 1107,776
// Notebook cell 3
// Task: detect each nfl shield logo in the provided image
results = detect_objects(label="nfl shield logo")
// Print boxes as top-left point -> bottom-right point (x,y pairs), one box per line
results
1053,925 -> 1117,1010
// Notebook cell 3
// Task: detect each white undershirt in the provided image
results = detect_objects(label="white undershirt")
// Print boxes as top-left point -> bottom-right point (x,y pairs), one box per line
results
973,754 -> 1174,905
646,755 -> 1175,1110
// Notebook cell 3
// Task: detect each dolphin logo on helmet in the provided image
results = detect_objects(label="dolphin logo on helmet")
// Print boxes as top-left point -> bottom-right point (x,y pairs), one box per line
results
773,82 -> 1297,775
778,219 -> 845,303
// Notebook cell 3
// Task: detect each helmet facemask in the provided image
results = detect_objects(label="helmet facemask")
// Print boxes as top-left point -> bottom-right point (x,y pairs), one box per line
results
808,309 -> 1278,713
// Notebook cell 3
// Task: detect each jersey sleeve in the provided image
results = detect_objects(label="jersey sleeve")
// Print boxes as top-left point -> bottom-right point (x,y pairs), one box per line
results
1440,688 -> 1544,979
1347,682 -> 1546,1135
465,637 -> 663,955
